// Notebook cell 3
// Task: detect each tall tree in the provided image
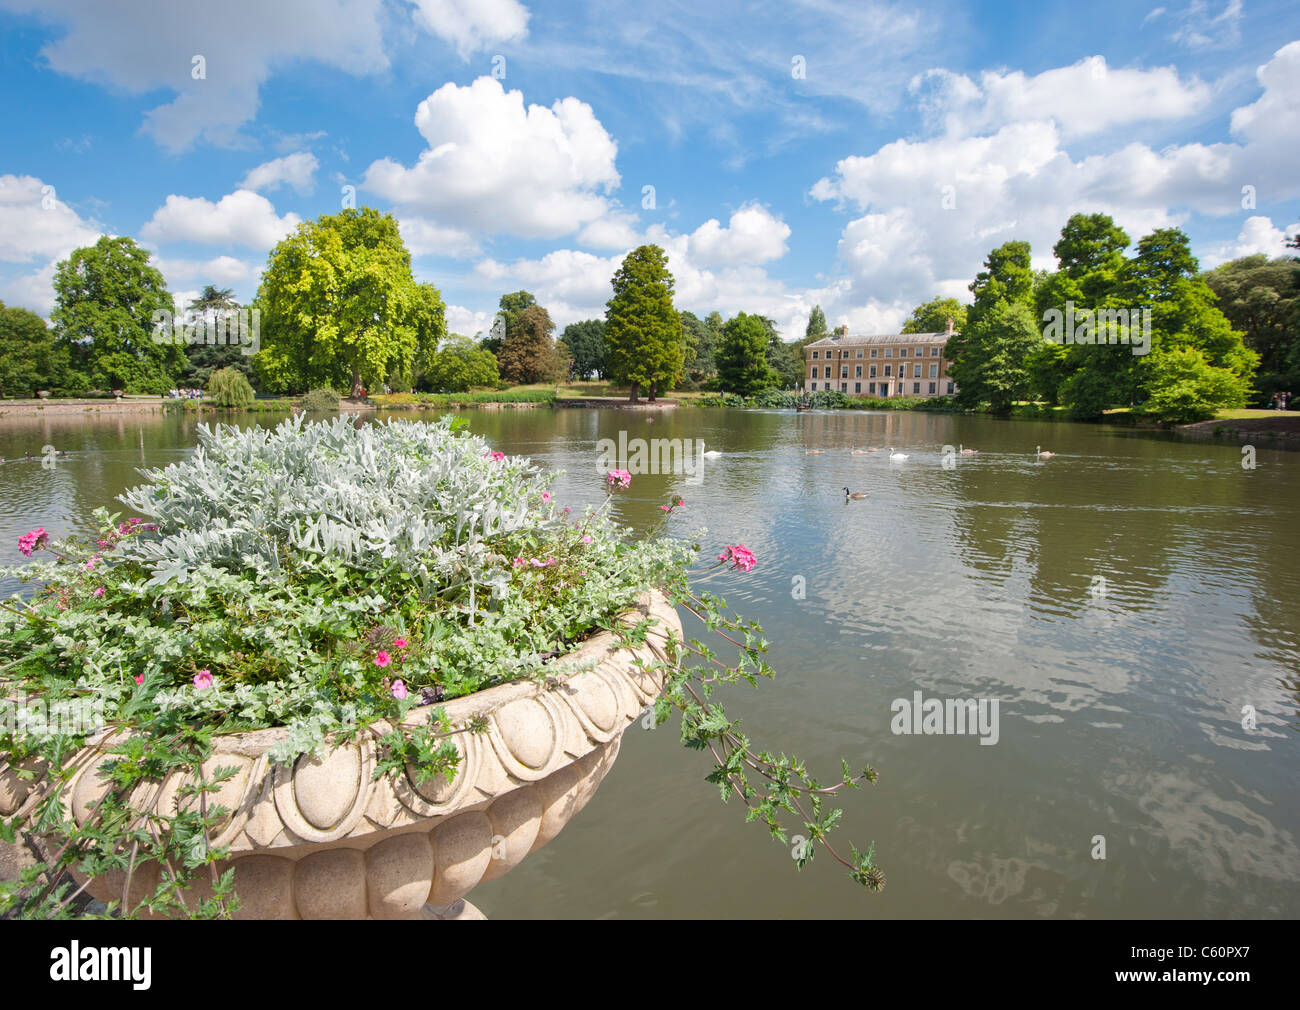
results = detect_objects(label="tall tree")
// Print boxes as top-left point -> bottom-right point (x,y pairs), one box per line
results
805,305 -> 828,340
561,319 -> 608,379
0,302 -> 65,398
716,312 -> 778,395
1203,255 -> 1300,403
178,286 -> 253,388
902,297 -> 967,334
51,236 -> 182,394
679,310 -> 715,382
422,334 -> 500,392
759,316 -> 801,388
254,207 -> 445,396
487,290 -> 537,356
498,303 -> 562,383
604,244 -> 683,402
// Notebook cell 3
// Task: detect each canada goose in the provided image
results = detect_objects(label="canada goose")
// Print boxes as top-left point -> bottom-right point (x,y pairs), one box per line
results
888,448 -> 909,461
805,449 -> 825,455
843,487 -> 869,500
960,445 -> 978,455
1036,445 -> 1055,458
703,449 -> 722,458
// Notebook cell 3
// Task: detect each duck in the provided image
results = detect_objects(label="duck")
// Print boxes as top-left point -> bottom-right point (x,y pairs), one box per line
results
1036,445 -> 1055,458
851,446 -> 878,455
888,448 -> 909,461
805,449 -> 825,455
960,444 -> 978,455
702,449 -> 723,458
843,487 -> 869,500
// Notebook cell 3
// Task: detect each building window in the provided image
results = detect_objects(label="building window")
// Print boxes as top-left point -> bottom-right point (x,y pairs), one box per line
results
913,382 -> 921,394
869,365 -> 877,378
930,364 -> 938,378
854,382 -> 861,393
915,348 -> 924,357
841,367 -> 848,378
812,351 -> 819,359
884,365 -> 892,376
947,382 -> 955,394
900,348 -> 908,358
856,350 -> 863,358
928,382 -> 936,394
884,348 -> 892,357
855,365 -> 862,377
930,347 -> 941,357
868,382 -> 876,394
879,386 -> 888,398
870,349 -> 878,358
840,383 -> 847,392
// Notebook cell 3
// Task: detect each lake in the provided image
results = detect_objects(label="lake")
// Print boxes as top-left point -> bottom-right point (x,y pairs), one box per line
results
2,405 -> 1296,918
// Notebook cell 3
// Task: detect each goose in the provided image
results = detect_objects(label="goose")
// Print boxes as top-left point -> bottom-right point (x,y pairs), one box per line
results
702,449 -> 723,458
805,449 -> 825,455
960,444 -> 978,455
843,487 -> 869,500
1036,445 -> 1055,458
851,446 -> 878,455
888,448 -> 909,461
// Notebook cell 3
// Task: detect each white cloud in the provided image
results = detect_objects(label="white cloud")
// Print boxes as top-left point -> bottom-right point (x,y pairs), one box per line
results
445,303 -> 494,337
0,0 -> 390,150
1202,215 -> 1300,268
398,217 -> 479,259
409,0 -> 529,59
153,255 -> 260,289
1166,0 -> 1243,50
362,77 -> 620,239
240,152 -> 319,194
909,57 -> 1211,138
0,174 -> 103,263
141,190 -> 301,249
667,203 -> 791,267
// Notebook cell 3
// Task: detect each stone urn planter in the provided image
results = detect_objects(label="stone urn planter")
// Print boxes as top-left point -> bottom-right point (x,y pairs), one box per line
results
2,592 -> 680,920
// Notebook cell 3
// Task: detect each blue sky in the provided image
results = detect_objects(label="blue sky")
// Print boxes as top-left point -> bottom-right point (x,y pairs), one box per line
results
1,0 -> 1298,340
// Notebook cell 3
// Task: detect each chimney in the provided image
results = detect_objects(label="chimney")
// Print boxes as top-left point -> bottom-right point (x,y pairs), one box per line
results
945,317 -> 954,335
838,324 -> 848,337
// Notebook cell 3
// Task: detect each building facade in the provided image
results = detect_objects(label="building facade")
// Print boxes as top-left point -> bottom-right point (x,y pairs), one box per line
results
803,320 -> 959,399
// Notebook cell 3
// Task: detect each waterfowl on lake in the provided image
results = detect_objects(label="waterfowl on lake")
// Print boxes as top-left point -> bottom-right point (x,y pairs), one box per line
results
851,446 -> 878,454
843,487 -> 869,500
1036,445 -> 1055,458
960,445 -> 978,455
805,449 -> 825,455
703,449 -> 723,458
888,448 -> 909,461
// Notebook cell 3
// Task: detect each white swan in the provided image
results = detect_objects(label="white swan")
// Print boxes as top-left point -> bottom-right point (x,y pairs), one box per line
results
960,444 -> 978,455
1036,445 -> 1055,458
888,447 -> 909,461
703,449 -> 723,458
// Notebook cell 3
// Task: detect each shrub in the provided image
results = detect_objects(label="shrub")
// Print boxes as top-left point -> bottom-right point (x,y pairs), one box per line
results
206,366 -> 256,408
301,386 -> 341,412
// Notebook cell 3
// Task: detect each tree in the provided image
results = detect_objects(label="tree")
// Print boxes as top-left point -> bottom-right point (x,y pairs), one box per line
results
679,311 -> 714,383
423,334 -> 500,392
206,366 -> 256,408
189,285 -> 237,316
253,207 -> 445,397
1140,347 -> 1251,422
1203,255 -> 1300,404
177,286 -> 254,388
759,316 -> 801,388
716,312 -> 778,395
805,305 -> 828,341
561,319 -> 608,379
51,236 -> 183,394
0,303 -> 67,398
497,304 -> 562,384
604,245 -> 683,402
902,297 -> 967,334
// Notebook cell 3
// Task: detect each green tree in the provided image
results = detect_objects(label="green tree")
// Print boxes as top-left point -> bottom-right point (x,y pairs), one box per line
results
497,304 -> 562,384
716,312 -> 778,395
178,286 -> 254,388
51,236 -> 183,394
902,297 -> 967,334
253,207 -> 445,396
561,319 -> 608,378
604,244 -> 683,402
1140,346 -> 1251,422
423,334 -> 500,391
678,311 -> 715,383
0,302 -> 65,398
759,316 -> 801,388
1203,254 -> 1300,403
206,366 -> 255,408
805,305 -> 828,341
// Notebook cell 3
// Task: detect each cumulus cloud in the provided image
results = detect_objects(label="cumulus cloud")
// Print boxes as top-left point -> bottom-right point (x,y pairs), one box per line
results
0,0 -> 389,150
152,255 -> 260,290
409,0 -> 529,59
362,77 -> 620,239
1202,215 -> 1300,268
141,190 -> 301,249
909,56 -> 1211,138
398,216 -> 480,259
445,303 -> 494,338
240,152 -> 319,194
0,174 -> 103,263
668,203 -> 791,267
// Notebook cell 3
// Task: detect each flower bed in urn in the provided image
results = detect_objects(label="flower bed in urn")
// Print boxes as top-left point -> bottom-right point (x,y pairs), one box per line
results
1,414 -> 883,920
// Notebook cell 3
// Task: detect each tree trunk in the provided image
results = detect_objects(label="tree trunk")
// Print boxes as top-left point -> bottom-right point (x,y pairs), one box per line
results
628,381 -> 640,404
647,382 -> 657,403
351,370 -> 364,399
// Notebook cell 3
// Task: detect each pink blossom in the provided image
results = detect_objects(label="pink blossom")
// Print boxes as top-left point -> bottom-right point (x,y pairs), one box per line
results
581,535 -> 593,545
96,539 -> 112,549
391,680 -> 408,700
128,518 -> 142,526
17,528 -> 48,557
394,637 -> 408,650
193,670 -> 213,690
531,557 -> 556,568
563,507 -> 571,514
484,449 -> 505,462
606,468 -> 631,490
83,554 -> 100,572
660,504 -> 671,512
541,491 -> 552,503
717,544 -> 757,573
134,673 -> 144,685
375,650 -> 392,668
512,556 -> 526,569
92,586 -> 105,598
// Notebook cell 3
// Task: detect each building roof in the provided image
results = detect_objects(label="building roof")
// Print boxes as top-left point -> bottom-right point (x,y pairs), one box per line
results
805,331 -> 955,351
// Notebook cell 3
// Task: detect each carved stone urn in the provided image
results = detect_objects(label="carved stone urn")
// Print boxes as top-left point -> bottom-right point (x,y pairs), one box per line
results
3,591 -> 680,920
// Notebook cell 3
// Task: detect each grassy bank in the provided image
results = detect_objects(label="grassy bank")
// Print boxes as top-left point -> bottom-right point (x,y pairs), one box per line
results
368,389 -> 557,409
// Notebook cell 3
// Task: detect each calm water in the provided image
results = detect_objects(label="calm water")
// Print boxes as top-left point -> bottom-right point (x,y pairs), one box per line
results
2,406 -> 1297,919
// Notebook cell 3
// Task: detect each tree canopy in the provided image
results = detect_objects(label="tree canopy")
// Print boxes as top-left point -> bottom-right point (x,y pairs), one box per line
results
604,244 -> 683,401
716,312 -> 778,395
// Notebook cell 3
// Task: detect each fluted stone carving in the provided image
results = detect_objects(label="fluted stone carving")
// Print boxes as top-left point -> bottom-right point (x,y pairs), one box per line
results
1,591 -> 680,919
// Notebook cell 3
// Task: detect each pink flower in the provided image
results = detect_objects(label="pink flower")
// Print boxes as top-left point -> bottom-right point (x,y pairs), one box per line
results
581,535 -> 593,544
391,679 -> 408,700
660,504 -> 671,512
134,673 -> 144,685
17,528 -> 48,557
563,507 -> 571,514
92,586 -> 105,598
606,469 -> 631,490
676,498 -> 684,507
541,491 -> 552,503
531,557 -> 556,568
512,556 -> 526,569
394,637 -> 408,650
83,554 -> 100,572
128,518 -> 142,526
484,449 -> 505,462
717,544 -> 757,573
96,539 -> 111,549
375,650 -> 392,668
193,670 -> 213,690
